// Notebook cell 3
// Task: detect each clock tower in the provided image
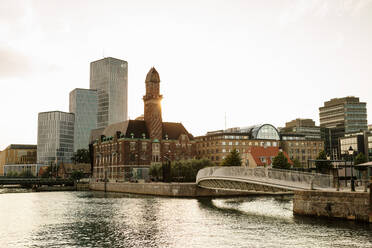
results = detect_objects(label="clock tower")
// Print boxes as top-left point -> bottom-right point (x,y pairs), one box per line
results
143,67 -> 163,140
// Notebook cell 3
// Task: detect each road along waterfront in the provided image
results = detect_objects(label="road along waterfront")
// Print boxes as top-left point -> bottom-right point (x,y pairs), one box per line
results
0,191 -> 371,248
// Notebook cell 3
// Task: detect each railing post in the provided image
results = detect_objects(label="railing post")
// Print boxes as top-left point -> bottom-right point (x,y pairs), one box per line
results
310,176 -> 314,190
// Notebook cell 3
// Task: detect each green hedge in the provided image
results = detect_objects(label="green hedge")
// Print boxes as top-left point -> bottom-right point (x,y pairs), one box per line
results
149,159 -> 213,182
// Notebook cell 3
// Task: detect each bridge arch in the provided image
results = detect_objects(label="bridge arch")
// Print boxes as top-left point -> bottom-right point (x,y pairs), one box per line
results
196,167 -> 333,192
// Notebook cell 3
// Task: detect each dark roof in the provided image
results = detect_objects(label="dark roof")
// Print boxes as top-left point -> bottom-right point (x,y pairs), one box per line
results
163,122 -> 194,140
145,67 -> 160,82
6,144 -> 37,150
126,120 -> 149,138
90,120 -> 194,142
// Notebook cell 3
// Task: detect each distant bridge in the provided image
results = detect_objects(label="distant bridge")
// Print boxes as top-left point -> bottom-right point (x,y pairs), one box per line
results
0,178 -> 74,187
196,167 -> 333,193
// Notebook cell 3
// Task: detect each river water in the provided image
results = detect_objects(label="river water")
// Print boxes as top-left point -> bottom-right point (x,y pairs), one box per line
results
0,191 -> 371,248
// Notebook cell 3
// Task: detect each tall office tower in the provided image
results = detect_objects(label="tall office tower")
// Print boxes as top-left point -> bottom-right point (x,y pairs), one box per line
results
69,88 -> 98,152
37,111 -> 75,165
319,96 -> 367,133
319,96 -> 367,158
90,57 -> 128,129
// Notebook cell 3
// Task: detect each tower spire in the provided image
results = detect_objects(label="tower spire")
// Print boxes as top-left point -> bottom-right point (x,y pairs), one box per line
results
143,67 -> 163,140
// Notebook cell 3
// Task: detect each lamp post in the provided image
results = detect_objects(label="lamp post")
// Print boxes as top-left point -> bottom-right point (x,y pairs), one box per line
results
348,146 -> 355,192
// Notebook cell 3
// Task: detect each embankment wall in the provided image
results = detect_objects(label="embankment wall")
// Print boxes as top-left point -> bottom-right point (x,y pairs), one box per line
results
293,190 -> 370,222
89,181 -> 283,197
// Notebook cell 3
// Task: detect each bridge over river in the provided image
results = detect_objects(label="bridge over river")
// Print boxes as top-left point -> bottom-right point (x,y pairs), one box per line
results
196,167 -> 334,193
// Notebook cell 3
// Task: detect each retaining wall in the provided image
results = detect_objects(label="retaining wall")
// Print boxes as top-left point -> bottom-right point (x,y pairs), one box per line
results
293,190 -> 370,222
89,181 -> 265,197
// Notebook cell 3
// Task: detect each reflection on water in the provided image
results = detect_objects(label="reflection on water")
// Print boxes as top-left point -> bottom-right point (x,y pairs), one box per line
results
0,191 -> 371,248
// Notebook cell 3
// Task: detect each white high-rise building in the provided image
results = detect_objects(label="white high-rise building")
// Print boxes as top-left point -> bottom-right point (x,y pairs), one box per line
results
90,57 -> 128,129
69,88 -> 98,152
37,111 -> 75,165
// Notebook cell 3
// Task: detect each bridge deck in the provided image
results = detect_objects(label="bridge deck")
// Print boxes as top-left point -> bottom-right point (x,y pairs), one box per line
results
196,167 -> 334,192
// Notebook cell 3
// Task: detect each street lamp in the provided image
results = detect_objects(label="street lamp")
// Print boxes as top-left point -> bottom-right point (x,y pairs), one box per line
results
348,146 -> 355,192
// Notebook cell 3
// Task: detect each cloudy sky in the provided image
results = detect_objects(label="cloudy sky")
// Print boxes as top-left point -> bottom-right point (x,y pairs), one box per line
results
0,0 -> 371,150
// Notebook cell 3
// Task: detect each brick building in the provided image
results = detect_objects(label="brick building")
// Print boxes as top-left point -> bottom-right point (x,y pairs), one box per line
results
280,137 -> 324,167
195,124 -> 280,164
90,68 -> 196,181
279,118 -> 325,167
242,146 -> 292,168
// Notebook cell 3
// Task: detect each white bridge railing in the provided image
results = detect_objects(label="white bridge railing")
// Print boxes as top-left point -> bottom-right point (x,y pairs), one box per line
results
196,167 -> 333,189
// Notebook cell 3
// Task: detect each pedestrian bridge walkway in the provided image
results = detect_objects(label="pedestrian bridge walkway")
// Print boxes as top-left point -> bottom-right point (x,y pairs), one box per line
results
196,167 -> 334,193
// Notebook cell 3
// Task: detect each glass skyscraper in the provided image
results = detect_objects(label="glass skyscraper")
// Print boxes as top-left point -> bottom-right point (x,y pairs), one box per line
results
69,88 -> 98,152
90,57 -> 128,129
37,111 -> 75,165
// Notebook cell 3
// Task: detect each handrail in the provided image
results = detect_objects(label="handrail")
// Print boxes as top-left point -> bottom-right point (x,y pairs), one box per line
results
196,167 -> 333,189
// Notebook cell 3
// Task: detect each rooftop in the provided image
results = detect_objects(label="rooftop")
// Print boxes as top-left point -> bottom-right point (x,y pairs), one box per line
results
4,144 -> 37,150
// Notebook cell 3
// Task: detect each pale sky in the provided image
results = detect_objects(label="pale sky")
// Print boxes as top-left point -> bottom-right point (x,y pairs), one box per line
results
1,0 -> 371,150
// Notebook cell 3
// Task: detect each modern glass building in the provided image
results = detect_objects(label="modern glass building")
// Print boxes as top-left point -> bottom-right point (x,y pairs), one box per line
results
319,96 -> 367,158
37,111 -> 75,165
69,88 -> 98,152
319,96 -> 367,134
90,57 -> 128,129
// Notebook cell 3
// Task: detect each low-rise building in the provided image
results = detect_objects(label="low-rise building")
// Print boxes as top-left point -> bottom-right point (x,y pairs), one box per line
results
339,131 -> 372,161
4,164 -> 44,177
281,118 -> 322,140
242,146 -> 291,168
279,118 -> 325,167
0,144 -> 37,176
280,134 -> 324,167
195,124 -> 280,164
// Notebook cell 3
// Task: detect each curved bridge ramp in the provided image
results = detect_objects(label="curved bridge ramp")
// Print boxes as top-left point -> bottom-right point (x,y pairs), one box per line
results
196,167 -> 333,193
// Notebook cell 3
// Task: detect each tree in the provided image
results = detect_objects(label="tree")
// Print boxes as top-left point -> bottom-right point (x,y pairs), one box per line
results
19,170 -> 35,178
272,152 -> 290,169
71,149 -> 90,163
315,150 -> 332,174
149,163 -> 162,181
6,171 -> 19,178
292,158 -> 301,168
354,152 -> 367,165
221,149 -> 242,166
70,170 -> 84,182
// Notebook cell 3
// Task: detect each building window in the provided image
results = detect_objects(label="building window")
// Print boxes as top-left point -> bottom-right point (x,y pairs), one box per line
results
229,142 -> 233,145
142,142 -> 147,151
130,142 -> 136,151
222,149 -> 226,153
222,141 -> 226,145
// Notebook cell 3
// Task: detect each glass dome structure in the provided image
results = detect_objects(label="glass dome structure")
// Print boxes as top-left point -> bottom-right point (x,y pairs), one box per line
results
239,124 -> 280,140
